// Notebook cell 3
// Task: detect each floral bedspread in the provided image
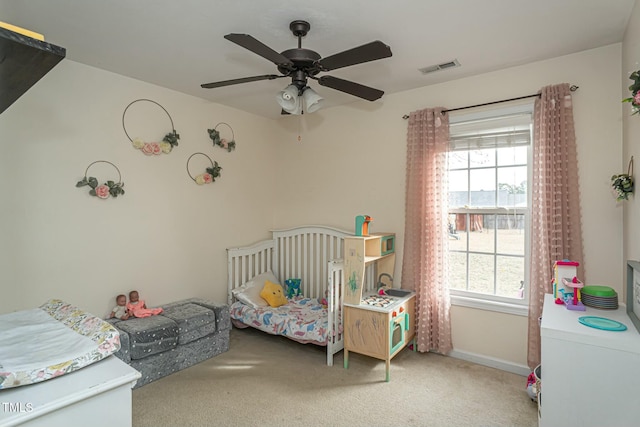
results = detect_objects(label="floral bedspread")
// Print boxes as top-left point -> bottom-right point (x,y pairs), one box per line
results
230,297 -> 334,345
0,299 -> 120,389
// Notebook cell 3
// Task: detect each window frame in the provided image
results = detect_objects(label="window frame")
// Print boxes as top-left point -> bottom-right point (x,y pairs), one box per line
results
447,103 -> 534,316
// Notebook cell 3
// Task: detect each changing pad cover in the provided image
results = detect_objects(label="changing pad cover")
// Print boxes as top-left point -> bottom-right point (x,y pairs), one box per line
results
230,297 -> 335,345
0,299 -> 120,389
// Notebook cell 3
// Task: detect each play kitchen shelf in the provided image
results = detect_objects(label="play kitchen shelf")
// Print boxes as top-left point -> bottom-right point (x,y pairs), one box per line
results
343,233 -> 396,305
343,291 -> 415,382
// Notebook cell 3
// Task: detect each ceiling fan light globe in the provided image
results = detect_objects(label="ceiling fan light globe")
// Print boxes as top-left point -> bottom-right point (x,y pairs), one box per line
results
277,84 -> 302,114
302,88 -> 324,113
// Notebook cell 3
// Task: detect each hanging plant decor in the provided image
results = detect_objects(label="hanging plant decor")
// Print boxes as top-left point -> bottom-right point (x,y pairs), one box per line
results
76,161 -> 125,199
208,122 -> 236,152
186,152 -> 222,185
611,157 -> 634,201
122,99 -> 180,154
622,70 -> 640,115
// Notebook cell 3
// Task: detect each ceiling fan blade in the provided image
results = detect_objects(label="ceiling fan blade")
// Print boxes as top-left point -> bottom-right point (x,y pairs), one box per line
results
201,74 -> 284,89
318,41 -> 392,71
224,34 -> 294,67
317,76 -> 384,101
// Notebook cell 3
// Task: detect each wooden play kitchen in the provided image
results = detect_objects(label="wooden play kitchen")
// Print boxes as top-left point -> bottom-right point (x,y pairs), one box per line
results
342,230 -> 416,381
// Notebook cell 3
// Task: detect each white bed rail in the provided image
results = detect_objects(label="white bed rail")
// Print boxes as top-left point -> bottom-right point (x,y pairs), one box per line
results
227,239 -> 275,305
327,259 -> 345,366
272,225 -> 351,300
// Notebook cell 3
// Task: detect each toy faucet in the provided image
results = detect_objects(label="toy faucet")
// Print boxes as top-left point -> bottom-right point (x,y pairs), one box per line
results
355,215 -> 373,236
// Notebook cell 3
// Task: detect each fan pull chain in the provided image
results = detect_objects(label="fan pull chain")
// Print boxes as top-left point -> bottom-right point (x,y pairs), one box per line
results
297,115 -> 302,142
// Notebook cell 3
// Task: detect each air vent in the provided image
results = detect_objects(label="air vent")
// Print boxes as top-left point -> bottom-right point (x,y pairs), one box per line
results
419,59 -> 460,75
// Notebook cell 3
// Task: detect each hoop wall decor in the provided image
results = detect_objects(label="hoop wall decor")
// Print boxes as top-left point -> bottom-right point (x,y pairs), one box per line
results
611,156 -> 634,201
76,160 -> 125,199
208,122 -> 236,152
622,70 -> 640,115
122,98 -> 180,155
186,152 -> 222,185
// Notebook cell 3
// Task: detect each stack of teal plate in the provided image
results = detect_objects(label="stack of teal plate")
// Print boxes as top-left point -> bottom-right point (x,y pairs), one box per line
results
581,285 -> 618,309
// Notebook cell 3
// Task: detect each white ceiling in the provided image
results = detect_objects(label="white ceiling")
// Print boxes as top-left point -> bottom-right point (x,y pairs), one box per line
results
2,0 -> 635,120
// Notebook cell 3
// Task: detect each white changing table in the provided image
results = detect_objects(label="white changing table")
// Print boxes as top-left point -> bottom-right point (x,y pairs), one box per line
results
0,356 -> 140,427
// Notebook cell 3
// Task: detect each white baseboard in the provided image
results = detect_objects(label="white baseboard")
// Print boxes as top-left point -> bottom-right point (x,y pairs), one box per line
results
449,349 -> 531,377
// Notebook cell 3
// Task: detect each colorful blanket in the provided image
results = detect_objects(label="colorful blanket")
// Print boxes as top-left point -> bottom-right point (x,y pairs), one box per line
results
230,297 -> 337,345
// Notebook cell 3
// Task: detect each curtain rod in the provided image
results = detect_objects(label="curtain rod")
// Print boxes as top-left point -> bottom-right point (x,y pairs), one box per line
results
401,85 -> 579,119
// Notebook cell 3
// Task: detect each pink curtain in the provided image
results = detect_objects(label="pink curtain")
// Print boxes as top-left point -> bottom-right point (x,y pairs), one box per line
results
402,108 -> 453,354
528,83 -> 584,368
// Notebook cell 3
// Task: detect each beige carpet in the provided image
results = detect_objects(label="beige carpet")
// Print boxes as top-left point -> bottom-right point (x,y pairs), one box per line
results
132,327 -> 537,427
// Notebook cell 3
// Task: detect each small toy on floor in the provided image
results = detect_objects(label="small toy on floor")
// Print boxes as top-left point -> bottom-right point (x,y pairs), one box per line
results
526,371 -> 538,401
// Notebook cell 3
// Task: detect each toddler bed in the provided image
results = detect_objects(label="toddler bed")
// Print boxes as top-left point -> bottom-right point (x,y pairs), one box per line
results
227,225 -> 376,366
0,299 -> 120,389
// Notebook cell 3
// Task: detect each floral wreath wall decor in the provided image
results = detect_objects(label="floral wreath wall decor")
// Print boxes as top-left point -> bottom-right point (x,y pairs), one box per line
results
622,70 -> 640,115
208,122 -> 236,152
122,99 -> 180,155
611,156 -> 635,201
76,160 -> 125,199
186,152 -> 222,185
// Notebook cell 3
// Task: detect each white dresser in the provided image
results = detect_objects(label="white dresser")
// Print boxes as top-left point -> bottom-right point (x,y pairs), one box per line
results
0,356 -> 140,427
539,293 -> 640,427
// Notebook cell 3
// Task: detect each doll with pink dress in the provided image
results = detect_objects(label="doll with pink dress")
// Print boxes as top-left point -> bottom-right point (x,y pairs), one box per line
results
126,290 -> 163,318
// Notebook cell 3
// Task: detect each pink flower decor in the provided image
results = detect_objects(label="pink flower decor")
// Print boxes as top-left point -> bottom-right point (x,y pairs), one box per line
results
141,143 -> 155,155
134,140 -> 174,155
76,161 -> 125,199
195,173 -> 214,185
95,185 -> 110,199
623,70 -> 640,115
220,138 -> 228,149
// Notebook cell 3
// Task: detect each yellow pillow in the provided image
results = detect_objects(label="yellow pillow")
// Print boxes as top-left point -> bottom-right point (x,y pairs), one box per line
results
260,280 -> 288,307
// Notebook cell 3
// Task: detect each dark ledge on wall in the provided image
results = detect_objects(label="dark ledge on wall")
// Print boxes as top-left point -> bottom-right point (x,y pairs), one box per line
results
0,27 -> 66,114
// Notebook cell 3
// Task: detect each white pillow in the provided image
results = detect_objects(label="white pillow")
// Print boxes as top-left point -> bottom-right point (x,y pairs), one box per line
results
232,271 -> 280,308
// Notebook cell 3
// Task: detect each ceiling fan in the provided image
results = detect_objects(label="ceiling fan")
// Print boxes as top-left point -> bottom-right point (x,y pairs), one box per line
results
201,20 -> 392,114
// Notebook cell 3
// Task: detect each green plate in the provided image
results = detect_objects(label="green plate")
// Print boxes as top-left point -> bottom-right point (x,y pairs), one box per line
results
581,285 -> 617,297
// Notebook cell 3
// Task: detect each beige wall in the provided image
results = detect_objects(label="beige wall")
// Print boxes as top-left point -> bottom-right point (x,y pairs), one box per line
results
0,42 -> 624,370
0,60 -> 280,317
274,43 -> 623,368
623,0 -> 640,290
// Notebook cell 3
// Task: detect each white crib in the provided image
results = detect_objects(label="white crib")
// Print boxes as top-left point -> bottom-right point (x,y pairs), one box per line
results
227,225 -> 375,366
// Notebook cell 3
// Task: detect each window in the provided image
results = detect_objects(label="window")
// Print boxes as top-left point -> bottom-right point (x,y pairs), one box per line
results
447,104 -> 533,314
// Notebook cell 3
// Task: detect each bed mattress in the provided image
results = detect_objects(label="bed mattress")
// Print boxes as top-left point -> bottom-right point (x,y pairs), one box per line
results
230,297 -> 336,345
0,299 -> 120,389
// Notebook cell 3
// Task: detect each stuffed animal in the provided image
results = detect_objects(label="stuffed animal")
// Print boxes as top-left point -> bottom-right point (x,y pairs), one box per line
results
284,278 -> 302,299
260,280 -> 288,307
320,290 -> 328,308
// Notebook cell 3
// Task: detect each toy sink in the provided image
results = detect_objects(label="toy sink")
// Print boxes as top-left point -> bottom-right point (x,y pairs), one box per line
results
385,289 -> 411,297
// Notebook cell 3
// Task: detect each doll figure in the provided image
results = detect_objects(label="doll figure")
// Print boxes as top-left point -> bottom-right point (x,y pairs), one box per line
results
110,294 -> 130,320
126,290 -> 163,318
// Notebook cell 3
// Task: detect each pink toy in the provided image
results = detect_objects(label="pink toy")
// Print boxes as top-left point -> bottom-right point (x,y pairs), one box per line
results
561,276 -> 585,311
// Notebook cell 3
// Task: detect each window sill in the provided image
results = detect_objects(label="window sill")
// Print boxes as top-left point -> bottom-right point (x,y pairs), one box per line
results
450,294 -> 529,317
